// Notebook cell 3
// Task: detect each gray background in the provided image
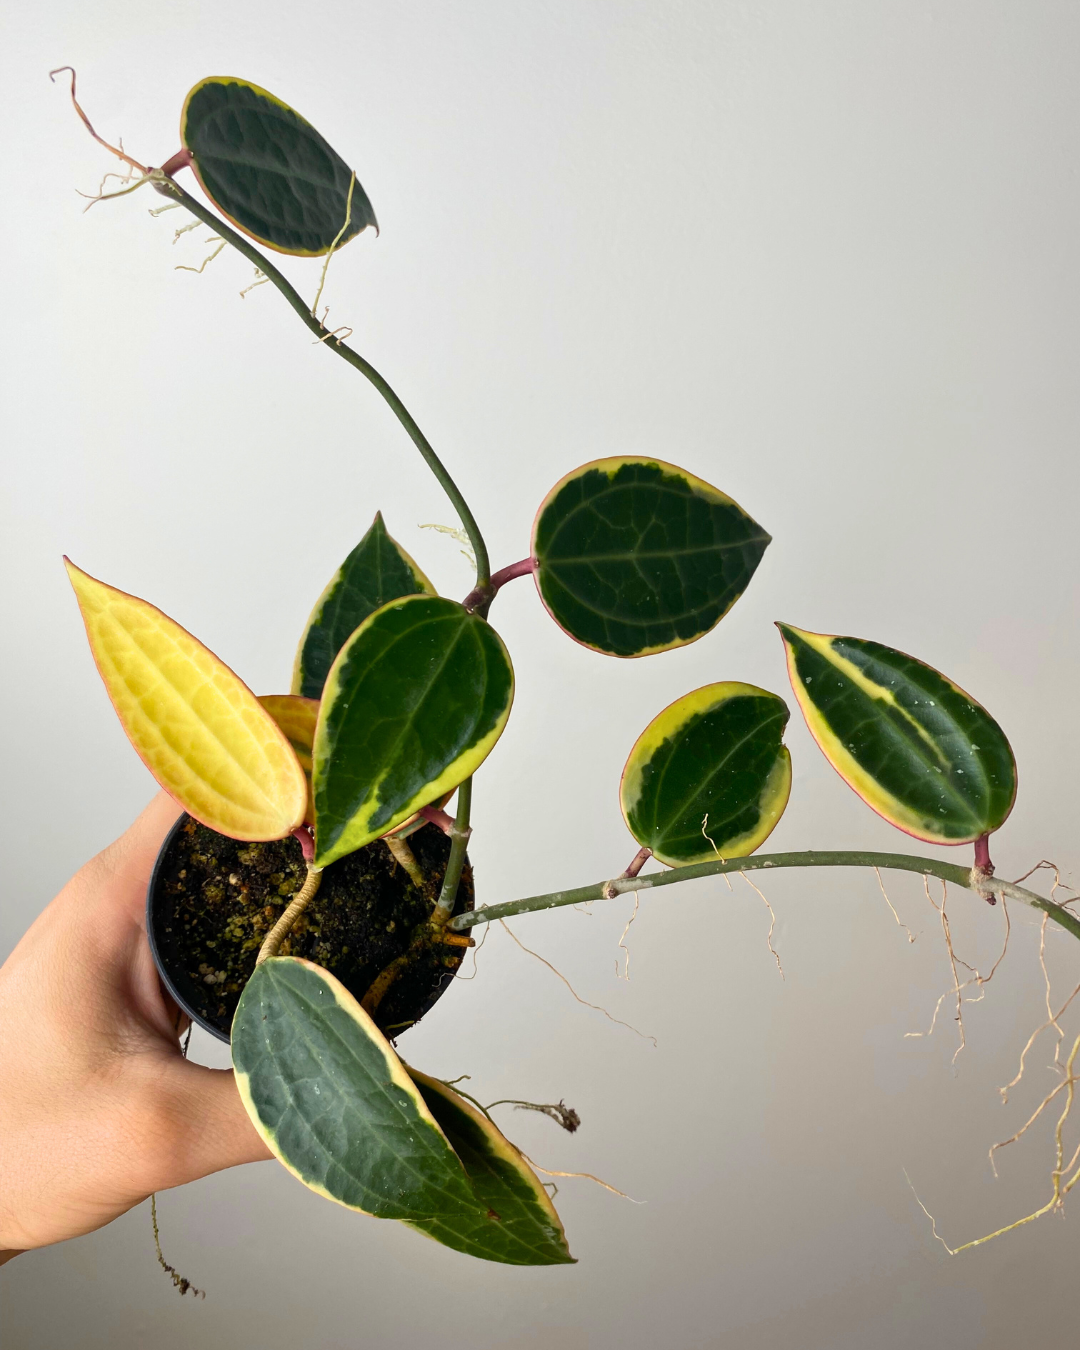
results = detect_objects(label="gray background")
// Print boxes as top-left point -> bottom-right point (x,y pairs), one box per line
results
3,3 -> 1079,1346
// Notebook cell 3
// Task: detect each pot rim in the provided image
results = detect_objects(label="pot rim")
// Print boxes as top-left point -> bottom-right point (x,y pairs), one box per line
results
146,813 -> 231,1044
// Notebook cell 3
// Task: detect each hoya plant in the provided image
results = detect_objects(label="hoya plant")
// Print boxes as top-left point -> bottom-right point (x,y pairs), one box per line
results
54,70 -> 1080,1269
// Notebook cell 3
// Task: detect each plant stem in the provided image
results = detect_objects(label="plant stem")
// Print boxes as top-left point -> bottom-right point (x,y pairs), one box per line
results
462,556 -> 536,613
449,849 -> 1080,943
256,864 -> 323,964
149,174 -> 491,587
431,779 -> 473,924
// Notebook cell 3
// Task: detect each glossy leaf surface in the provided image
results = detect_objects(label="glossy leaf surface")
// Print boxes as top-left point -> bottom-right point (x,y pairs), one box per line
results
293,513 -> 434,700
621,682 -> 791,865
66,560 -> 306,840
180,77 -> 378,256
313,596 -> 514,867
232,958 -> 481,1220
779,624 -> 1017,843
405,1070 -> 575,1265
532,458 -> 770,658
259,694 -> 319,825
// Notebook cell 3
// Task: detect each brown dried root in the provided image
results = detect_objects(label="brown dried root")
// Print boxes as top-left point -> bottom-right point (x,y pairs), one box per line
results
151,1194 -> 204,1299
383,834 -> 425,888
486,1099 -> 581,1133
498,921 -> 657,1046
49,67 -> 148,175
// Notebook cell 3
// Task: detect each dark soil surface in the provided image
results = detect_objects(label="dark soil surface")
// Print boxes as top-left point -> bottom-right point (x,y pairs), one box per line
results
149,817 -> 473,1040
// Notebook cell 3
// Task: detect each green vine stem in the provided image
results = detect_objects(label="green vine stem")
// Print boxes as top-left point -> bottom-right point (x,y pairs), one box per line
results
449,850 -> 1080,942
147,173 -> 491,589
431,778 -> 473,924
256,864 -> 324,964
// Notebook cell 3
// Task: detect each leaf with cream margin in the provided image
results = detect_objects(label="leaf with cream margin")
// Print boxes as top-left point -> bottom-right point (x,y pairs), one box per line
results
778,624 -> 1017,844
232,958 -> 484,1221
66,559 -> 307,840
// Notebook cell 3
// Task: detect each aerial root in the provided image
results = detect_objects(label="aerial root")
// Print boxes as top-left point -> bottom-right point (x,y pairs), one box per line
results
741,872 -> 784,979
310,173 -> 356,318
999,977 -> 1080,1105
175,239 -> 225,274
941,1034 -> 1080,1253
873,866 -> 915,943
240,269 -> 268,299
700,814 -> 780,973
616,892 -> 640,980
49,67 -> 148,175
486,1099 -> 581,1133
498,920 -> 657,1046
904,881 -> 1011,1063
150,1194 -> 204,1298
519,1152 -> 644,1203
419,522 -> 476,568
453,916 -> 489,980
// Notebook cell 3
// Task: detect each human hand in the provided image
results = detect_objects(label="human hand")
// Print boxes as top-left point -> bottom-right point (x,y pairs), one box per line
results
0,794 -> 271,1261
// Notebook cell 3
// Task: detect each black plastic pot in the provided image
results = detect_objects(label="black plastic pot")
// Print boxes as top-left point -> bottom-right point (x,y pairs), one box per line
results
146,813 -> 474,1044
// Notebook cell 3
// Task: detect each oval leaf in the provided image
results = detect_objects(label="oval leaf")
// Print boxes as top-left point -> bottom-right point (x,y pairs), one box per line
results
293,513 -> 435,700
532,458 -> 770,658
66,559 -> 307,840
621,682 -> 791,866
232,958 -> 483,1220
313,596 -> 514,867
405,1070 -> 575,1266
180,77 -> 378,256
778,624 -> 1017,843
259,693 -> 319,825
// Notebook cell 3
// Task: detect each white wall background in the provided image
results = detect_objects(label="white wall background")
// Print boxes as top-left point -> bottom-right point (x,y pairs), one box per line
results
2,3 -> 1079,1346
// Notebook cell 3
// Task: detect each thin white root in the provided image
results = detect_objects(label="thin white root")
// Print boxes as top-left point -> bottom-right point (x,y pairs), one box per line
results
741,872 -> 784,979
499,921 -> 656,1046
873,866 -> 915,943
616,893 -> 640,980
519,1152 -> 644,1203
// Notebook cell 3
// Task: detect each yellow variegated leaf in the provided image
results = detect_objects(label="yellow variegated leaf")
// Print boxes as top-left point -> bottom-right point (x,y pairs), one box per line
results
259,694 -> 319,826
67,559 -> 307,840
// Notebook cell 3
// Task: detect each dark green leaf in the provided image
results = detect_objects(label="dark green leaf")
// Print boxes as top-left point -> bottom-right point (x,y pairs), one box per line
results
231,958 -> 482,1220
532,458 -> 770,658
779,624 -> 1017,843
405,1070 -> 575,1265
181,77 -> 378,256
313,596 -> 514,866
293,513 -> 434,699
621,682 -> 791,865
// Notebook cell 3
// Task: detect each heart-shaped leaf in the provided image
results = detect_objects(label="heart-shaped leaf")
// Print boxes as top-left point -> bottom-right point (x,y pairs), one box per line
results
404,1070 -> 575,1266
531,458 -> 770,658
180,77 -> 378,256
778,624 -> 1017,843
66,559 -> 307,841
313,596 -> 514,867
259,694 -> 319,825
293,513 -> 435,700
621,682 -> 791,865
232,958 -> 483,1220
